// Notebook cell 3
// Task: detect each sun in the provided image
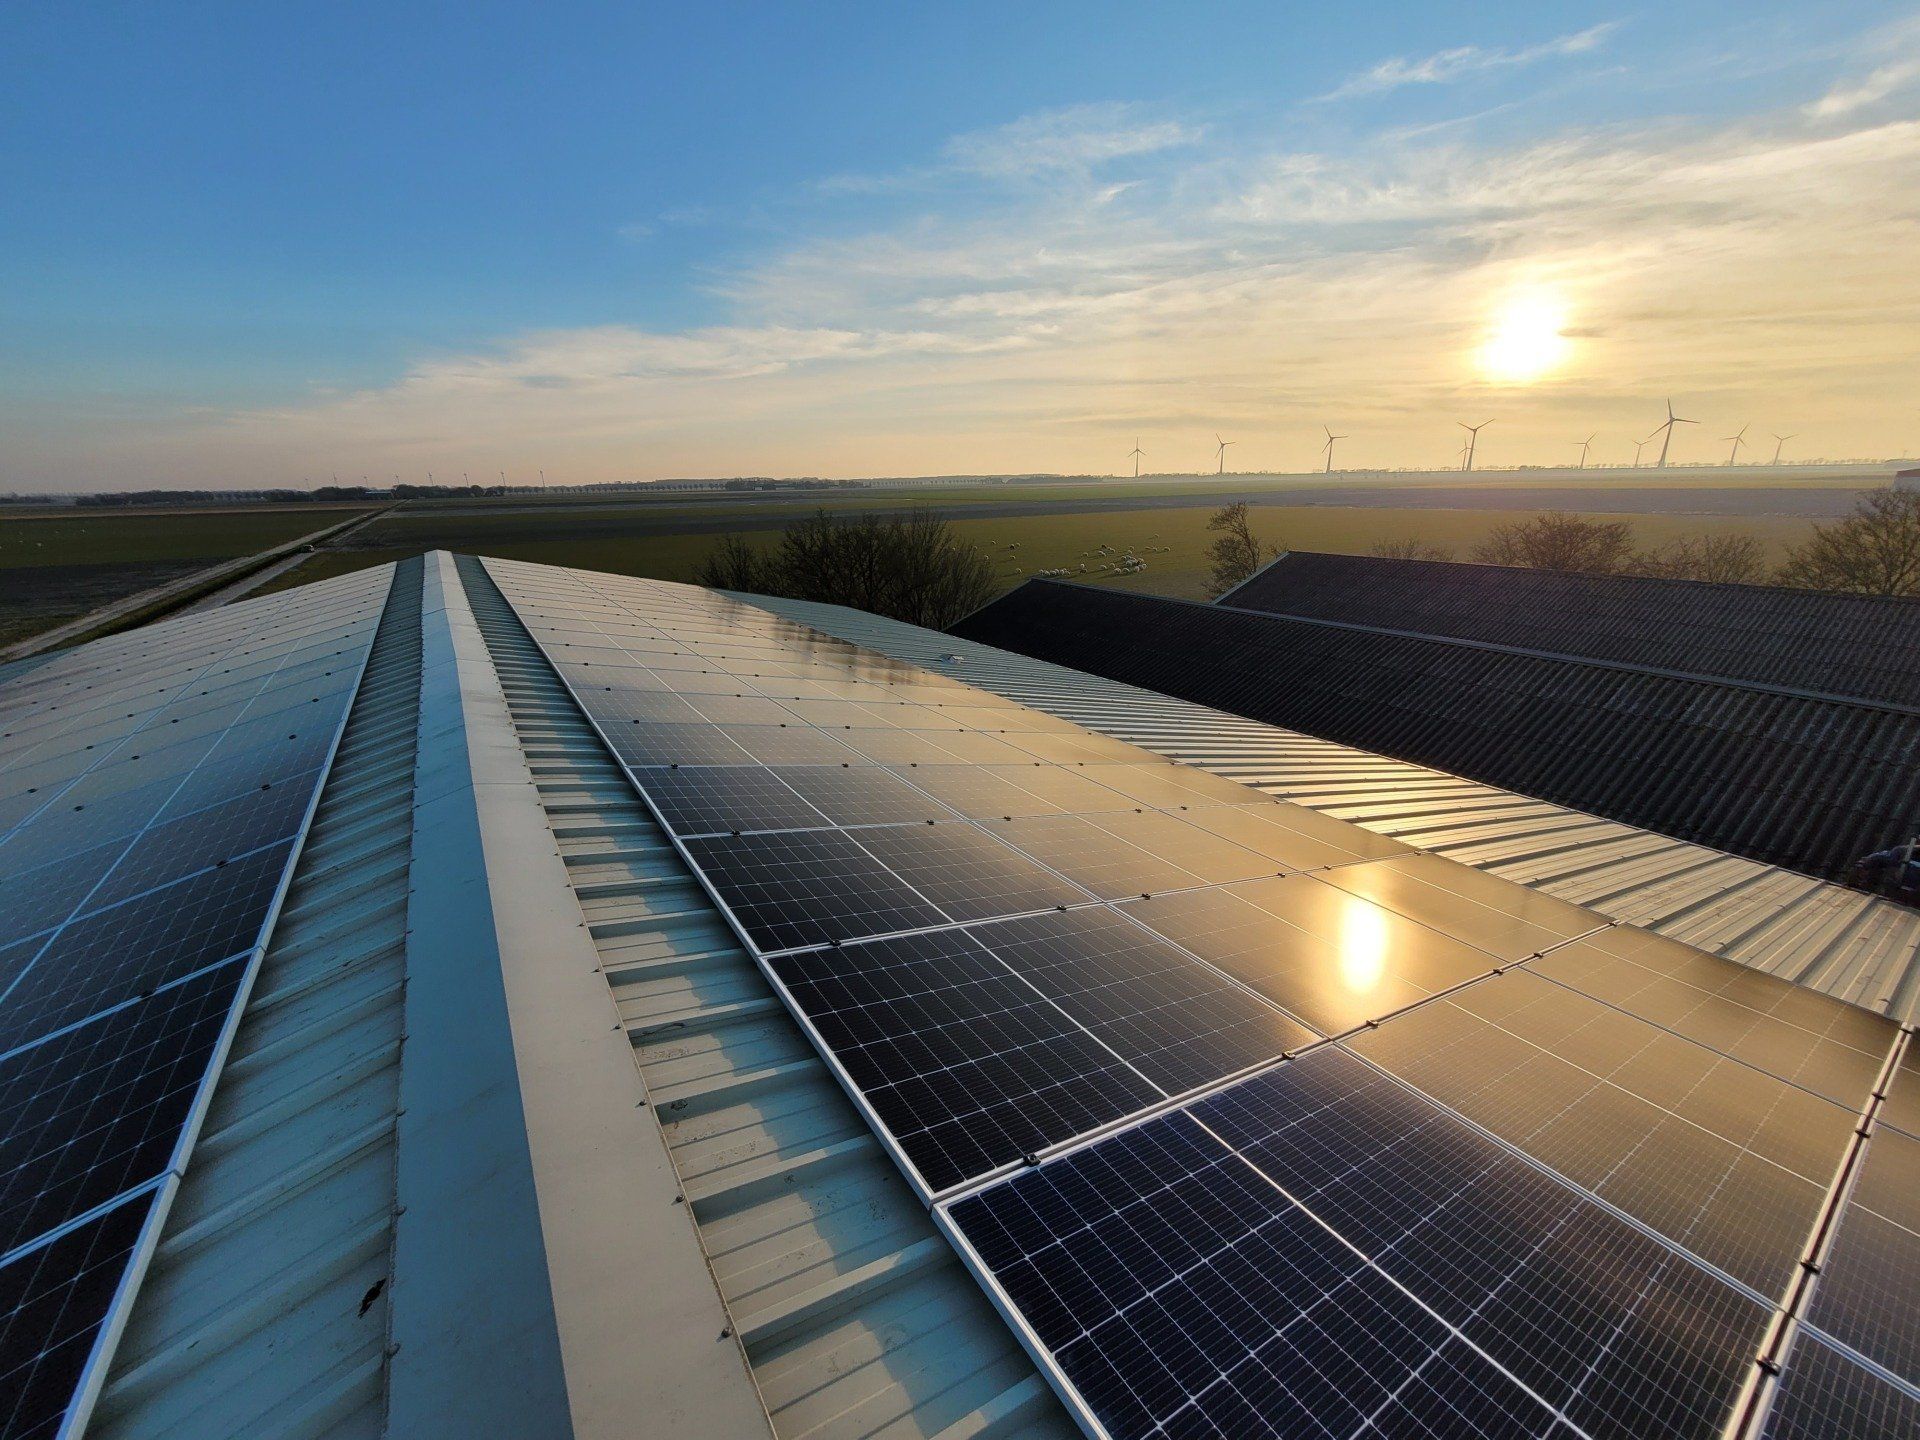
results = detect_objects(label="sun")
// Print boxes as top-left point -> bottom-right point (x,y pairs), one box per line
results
1478,291 -> 1572,384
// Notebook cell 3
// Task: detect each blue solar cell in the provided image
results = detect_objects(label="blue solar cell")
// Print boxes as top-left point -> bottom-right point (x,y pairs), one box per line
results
0,1190 -> 154,1440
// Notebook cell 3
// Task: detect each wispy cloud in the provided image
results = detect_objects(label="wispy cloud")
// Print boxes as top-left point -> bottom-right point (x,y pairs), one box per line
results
1807,57 -> 1920,117
1320,23 -> 1618,101
90,39 -> 1920,483
816,103 -> 1199,193
944,103 -> 1201,177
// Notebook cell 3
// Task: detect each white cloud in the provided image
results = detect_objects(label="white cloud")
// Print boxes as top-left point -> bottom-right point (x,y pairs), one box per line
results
943,103 -> 1201,176
79,50 -> 1920,484
1321,23 -> 1618,101
1807,57 -> 1920,117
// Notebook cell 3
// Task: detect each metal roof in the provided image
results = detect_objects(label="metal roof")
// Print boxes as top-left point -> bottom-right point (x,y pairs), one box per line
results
92,556 -> 421,1440
734,589 -> 1920,1023
457,555 -> 1074,1440
1226,549 -> 1920,708
947,579 -> 1920,885
29,551 -> 1920,1440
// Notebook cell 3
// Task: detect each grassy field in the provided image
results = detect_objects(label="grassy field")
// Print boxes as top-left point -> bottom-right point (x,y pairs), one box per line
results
255,503 -> 1820,604
0,474 -> 1850,648
0,505 -> 365,646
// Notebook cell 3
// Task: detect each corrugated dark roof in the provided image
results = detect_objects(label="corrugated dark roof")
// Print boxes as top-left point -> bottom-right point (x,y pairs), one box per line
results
1224,551 -> 1920,708
951,580 -> 1920,884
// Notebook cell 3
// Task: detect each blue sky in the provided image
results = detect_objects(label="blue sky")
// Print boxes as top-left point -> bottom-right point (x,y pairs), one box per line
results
3,2 -> 1918,487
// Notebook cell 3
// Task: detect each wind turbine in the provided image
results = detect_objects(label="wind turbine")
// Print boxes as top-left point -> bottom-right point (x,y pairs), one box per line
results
1457,420 -> 1492,472
1650,399 -> 1697,467
1127,439 -> 1145,479
1771,433 -> 1796,465
1321,426 -> 1346,474
1632,437 -> 1648,468
1575,434 -> 1596,469
1214,435 -> 1235,475
1722,425 -> 1749,466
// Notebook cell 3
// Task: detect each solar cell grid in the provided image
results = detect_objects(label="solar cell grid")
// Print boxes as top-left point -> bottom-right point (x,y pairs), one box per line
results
947,1043 -> 1772,1440
848,821 -> 1090,921
1194,1049 -> 1772,1437
989,814 -> 1199,898
976,907 -> 1315,1097
774,765 -> 952,828
1077,762 -> 1261,810
1319,853 -> 1603,962
1123,875 -> 1500,1037
1761,1333 -> 1920,1440
1349,974 -> 1854,1293
0,947 -> 244,1259
1182,799 -> 1416,868
633,764 -> 831,836
682,828 -> 948,951
1800,1124 -> 1920,1387
725,724 -> 868,766
0,1191 -> 153,1440
1531,931 -> 1892,1108
0,841 -> 293,1055
768,928 -> 1162,1192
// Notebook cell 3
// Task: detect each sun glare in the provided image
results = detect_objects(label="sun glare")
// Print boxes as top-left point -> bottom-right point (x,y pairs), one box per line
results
1478,291 -> 1572,384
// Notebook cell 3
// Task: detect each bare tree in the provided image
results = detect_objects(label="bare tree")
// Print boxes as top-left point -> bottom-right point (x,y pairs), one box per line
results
1777,490 -> 1920,596
1632,533 -> 1768,584
695,508 -> 997,627
1471,512 -> 1636,573
1206,502 -> 1278,596
692,534 -> 776,592
1369,537 -> 1455,562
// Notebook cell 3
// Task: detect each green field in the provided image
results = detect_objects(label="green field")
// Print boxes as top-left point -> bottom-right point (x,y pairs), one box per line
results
255,503 -> 1819,604
0,475 -> 1852,649
0,505 -> 362,645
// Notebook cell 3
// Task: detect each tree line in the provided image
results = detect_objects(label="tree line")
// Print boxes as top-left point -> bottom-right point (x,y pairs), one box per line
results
1206,491 -> 1920,598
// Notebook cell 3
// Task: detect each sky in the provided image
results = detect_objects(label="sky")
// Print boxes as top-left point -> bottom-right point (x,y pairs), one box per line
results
2,2 -> 1918,490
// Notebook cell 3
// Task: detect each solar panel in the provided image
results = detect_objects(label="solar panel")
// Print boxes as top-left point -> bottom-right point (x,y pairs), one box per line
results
474,558 -> 1915,1440
1317,852 -> 1601,962
1762,1332 -> 1920,1439
1799,1124 -> 1920,1388
947,1045 -> 1772,1440
0,564 -> 394,1435
767,927 -> 1162,1192
1530,926 -> 1894,1109
1122,874 -> 1503,1037
1347,972 -> 1854,1294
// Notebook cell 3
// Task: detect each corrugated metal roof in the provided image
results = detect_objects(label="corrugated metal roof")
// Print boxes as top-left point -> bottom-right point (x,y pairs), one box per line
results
1227,550 -> 1920,707
459,558 -> 1073,1440
733,590 -> 1920,1024
90,556 -> 421,1440
947,580 -> 1920,885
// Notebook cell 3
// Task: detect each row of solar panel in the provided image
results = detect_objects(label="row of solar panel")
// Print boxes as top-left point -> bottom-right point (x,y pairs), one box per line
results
0,565 -> 395,1439
480,560 -> 1916,1440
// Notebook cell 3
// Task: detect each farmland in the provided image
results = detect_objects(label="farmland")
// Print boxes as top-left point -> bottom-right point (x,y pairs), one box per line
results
0,505 -> 366,646
0,467 -> 1884,646
254,500 -> 1821,604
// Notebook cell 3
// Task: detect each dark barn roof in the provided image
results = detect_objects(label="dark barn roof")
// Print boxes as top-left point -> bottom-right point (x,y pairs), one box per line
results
1223,550 -> 1920,708
950,579 -> 1920,884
